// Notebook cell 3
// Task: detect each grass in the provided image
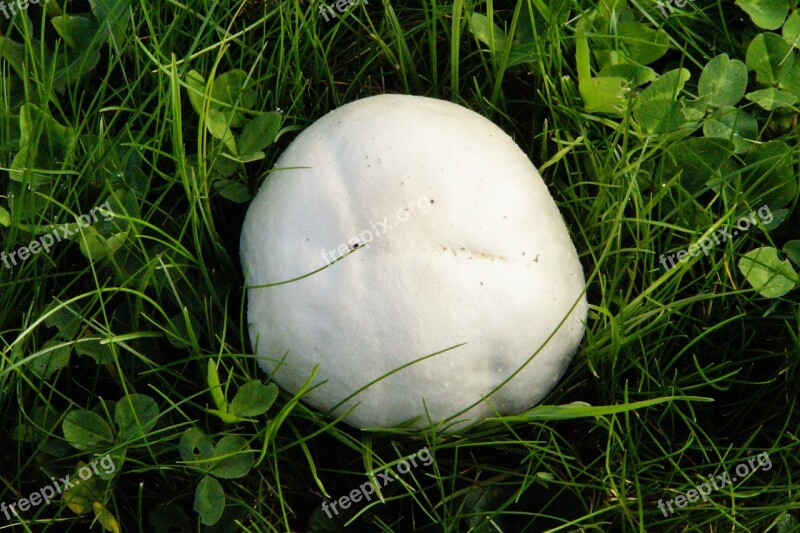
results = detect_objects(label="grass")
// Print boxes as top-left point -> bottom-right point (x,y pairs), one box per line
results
1,0 -> 799,531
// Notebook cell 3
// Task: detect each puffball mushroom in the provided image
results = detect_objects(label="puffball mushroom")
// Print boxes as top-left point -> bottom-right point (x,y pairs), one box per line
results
240,94 -> 588,431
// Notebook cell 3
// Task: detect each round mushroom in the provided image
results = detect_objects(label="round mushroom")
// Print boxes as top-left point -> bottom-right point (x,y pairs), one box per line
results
240,94 -> 588,431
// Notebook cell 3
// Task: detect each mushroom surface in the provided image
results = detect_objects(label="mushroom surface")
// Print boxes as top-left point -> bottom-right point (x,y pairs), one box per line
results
240,94 -> 588,430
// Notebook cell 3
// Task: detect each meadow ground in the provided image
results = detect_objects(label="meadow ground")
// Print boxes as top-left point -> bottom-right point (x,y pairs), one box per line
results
1,0 -> 799,531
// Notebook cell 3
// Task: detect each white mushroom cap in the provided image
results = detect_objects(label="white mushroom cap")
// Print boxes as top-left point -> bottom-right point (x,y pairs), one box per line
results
240,94 -> 588,431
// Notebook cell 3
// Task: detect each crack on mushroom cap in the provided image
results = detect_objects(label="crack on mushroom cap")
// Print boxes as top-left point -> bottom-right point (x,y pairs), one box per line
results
340,241 -> 544,269
437,243 -> 507,261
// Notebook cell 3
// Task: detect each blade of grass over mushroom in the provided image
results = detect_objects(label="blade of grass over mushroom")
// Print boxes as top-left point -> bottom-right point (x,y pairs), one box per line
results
440,287 -> 590,429
495,397 -> 713,423
324,343 -> 467,419
243,243 -> 361,289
